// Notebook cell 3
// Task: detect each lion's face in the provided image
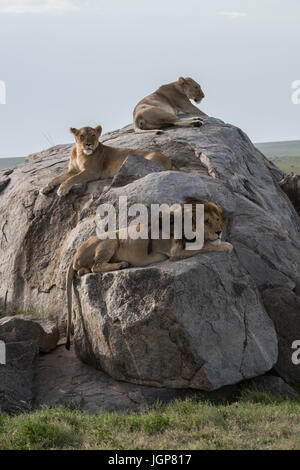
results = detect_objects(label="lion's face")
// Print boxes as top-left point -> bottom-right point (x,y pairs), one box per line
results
70,125 -> 102,155
203,202 -> 224,244
183,198 -> 224,245
178,77 -> 205,104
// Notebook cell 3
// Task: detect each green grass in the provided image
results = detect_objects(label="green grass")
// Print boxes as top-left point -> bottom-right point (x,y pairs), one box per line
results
0,390 -> 299,450
0,303 -> 45,319
268,156 -> 300,173
255,140 -> 300,173
13,303 -> 43,317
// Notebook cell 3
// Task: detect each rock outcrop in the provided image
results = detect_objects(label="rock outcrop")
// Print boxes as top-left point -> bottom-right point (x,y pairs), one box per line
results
33,345 -> 190,413
74,254 -> 277,390
0,315 -> 59,353
0,116 -> 299,389
0,341 -> 38,414
246,375 -> 299,400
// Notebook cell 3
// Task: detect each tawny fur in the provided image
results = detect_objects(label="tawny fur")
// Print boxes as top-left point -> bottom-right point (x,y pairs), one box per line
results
133,77 -> 206,134
41,125 -> 177,197
65,199 -> 233,349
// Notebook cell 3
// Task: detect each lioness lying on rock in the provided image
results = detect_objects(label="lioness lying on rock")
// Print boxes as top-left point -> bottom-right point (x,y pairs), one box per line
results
66,198 -> 233,349
133,77 -> 206,134
41,125 -> 176,197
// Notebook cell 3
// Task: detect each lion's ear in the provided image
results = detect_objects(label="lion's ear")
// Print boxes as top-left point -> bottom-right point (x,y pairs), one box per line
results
70,128 -> 78,136
94,125 -> 102,137
178,77 -> 185,85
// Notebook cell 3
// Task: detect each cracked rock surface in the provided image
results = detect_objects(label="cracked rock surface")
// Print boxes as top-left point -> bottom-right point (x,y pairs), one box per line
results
34,345 -> 190,413
74,255 -> 277,390
0,341 -> 38,414
0,116 -> 299,388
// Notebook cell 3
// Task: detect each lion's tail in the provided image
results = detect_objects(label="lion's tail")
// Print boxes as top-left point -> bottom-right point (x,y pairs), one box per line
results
66,257 -> 75,350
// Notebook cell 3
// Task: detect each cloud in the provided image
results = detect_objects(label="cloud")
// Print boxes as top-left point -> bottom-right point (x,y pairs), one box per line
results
0,0 -> 83,13
218,11 -> 248,19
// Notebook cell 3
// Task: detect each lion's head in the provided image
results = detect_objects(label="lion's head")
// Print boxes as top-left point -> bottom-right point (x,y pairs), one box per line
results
178,77 -> 205,104
70,125 -> 102,156
165,198 -> 224,245
183,198 -> 224,245
203,201 -> 224,244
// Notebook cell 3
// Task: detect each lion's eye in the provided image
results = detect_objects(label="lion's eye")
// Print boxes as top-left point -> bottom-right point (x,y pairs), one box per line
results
80,135 -> 84,141
205,219 -> 209,223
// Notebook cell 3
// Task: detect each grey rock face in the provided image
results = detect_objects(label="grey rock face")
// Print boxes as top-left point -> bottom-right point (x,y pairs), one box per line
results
0,117 -> 299,386
111,153 -> 164,188
0,341 -> 38,414
0,315 -> 59,353
73,255 -> 277,390
34,345 -> 189,413
262,288 -> 300,383
0,315 -> 58,413
0,177 -> 10,194
33,345 -> 241,413
247,376 -> 299,399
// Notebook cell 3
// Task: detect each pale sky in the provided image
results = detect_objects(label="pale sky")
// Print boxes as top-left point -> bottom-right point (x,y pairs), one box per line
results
0,0 -> 300,157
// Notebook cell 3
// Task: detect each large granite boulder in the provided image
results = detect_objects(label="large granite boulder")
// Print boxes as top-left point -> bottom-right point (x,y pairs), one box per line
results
73,255 -> 277,390
0,116 -> 299,387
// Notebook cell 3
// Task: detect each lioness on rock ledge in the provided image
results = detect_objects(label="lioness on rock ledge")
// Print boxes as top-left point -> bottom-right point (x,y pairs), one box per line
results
133,77 -> 206,134
41,125 -> 176,197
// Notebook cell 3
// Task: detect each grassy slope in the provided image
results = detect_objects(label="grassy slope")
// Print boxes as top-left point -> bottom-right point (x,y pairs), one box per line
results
255,140 -> 300,173
0,391 -> 299,450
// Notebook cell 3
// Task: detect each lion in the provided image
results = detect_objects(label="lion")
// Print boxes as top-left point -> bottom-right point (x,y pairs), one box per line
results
65,198 -> 233,349
279,172 -> 300,215
41,125 -> 177,197
133,77 -> 206,134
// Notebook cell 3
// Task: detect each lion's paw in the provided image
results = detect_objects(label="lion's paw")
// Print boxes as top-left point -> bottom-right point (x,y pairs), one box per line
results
191,119 -> 203,128
119,262 -> 130,269
78,268 -> 90,277
40,185 -> 52,195
120,261 -> 130,268
222,242 -> 233,253
57,186 -> 69,197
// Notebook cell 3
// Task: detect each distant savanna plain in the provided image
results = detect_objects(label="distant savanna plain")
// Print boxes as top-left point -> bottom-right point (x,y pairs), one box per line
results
1,140 -> 300,173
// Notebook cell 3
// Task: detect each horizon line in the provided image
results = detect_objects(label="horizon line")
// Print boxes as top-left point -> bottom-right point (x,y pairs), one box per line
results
1,138 -> 300,159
